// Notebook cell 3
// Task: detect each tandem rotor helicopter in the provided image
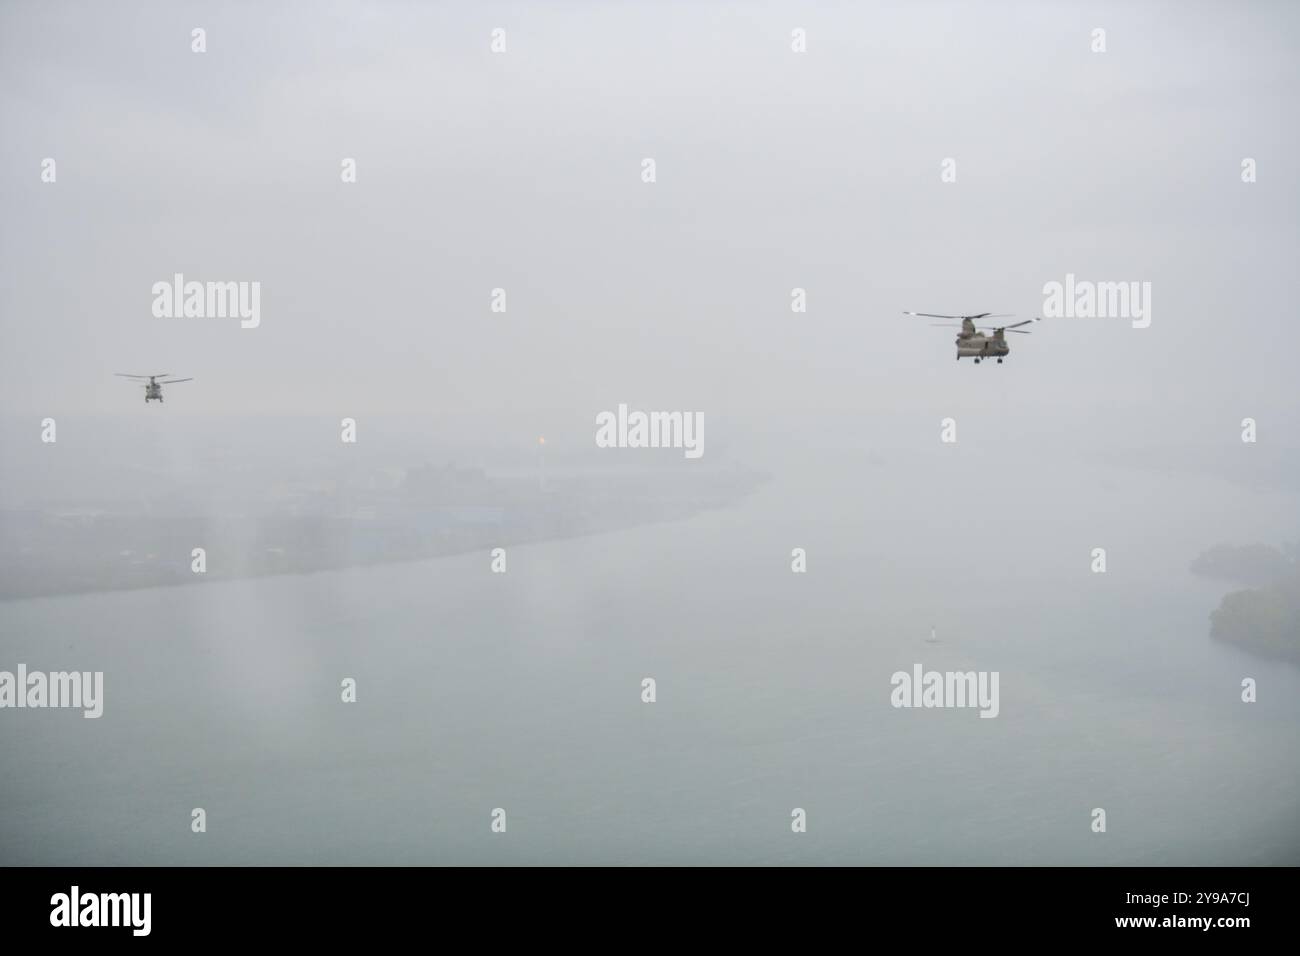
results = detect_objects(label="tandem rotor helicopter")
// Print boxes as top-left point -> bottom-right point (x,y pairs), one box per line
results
904,312 -> 1043,364
115,373 -> 193,403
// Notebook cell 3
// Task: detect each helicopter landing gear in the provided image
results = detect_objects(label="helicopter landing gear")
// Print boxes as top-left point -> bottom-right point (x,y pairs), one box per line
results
974,358 -> 980,364
997,358 -> 1003,364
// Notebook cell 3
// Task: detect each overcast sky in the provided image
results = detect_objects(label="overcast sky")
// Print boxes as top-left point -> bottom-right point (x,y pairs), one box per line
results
2,1 -> 1298,870
2,0 -> 1297,438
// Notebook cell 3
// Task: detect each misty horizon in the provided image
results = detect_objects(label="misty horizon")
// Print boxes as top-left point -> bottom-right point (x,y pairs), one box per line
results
1,1 -> 1297,868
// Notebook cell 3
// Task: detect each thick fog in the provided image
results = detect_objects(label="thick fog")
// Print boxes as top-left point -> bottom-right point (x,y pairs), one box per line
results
1,1 -> 1296,865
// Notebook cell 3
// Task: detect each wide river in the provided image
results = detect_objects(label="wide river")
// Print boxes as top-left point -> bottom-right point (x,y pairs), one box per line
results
2,443 -> 1297,864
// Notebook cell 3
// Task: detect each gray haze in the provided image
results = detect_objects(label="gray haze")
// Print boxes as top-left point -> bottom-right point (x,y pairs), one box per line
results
1,1 -> 1297,864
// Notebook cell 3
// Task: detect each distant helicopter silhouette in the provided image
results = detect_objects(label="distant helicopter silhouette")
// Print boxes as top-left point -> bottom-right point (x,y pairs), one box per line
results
115,373 -> 193,403
904,312 -> 1042,364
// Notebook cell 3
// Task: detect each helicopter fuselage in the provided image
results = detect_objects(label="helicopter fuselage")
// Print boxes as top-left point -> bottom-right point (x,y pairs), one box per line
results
956,333 -> 1010,362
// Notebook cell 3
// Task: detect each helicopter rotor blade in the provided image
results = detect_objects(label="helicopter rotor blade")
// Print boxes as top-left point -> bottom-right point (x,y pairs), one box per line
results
158,378 -> 193,384
115,374 -> 151,379
906,311 -> 1008,320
